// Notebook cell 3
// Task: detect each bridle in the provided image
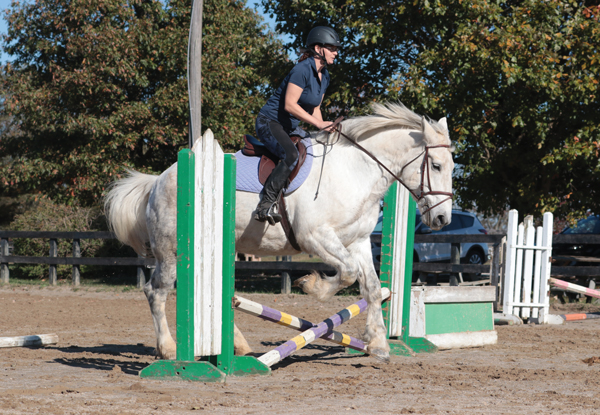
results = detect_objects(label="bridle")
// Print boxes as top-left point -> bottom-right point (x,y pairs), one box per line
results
320,117 -> 453,216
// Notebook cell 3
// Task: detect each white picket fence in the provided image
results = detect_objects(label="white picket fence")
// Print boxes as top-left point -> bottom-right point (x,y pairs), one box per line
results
502,210 -> 554,323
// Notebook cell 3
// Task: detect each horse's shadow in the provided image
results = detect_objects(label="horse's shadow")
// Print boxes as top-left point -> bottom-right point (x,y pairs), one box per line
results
259,341 -> 364,370
51,344 -> 153,375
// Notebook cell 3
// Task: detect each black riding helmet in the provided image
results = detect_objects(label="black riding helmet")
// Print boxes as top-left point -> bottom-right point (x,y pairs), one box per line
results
305,26 -> 342,48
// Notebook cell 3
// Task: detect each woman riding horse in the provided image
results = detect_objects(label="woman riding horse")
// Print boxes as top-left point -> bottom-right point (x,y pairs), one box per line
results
254,26 -> 341,225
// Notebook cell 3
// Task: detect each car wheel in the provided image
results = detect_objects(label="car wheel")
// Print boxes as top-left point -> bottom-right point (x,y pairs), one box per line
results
461,248 -> 485,281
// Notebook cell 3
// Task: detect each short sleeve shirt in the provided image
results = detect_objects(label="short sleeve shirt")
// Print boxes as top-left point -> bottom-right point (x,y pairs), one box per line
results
259,57 -> 330,133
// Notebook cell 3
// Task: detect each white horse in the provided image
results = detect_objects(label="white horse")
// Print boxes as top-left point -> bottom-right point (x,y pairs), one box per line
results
105,102 -> 454,363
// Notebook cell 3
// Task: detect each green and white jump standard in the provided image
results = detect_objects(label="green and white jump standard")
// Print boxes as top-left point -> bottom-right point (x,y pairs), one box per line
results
349,182 -> 438,357
352,182 -> 497,355
140,131 -> 270,382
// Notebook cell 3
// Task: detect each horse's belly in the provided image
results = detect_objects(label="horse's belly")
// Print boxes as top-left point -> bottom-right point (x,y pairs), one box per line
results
234,191 -> 298,256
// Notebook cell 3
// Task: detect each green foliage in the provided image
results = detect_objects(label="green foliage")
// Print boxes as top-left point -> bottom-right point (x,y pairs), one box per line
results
264,0 -> 600,219
0,0 -> 288,206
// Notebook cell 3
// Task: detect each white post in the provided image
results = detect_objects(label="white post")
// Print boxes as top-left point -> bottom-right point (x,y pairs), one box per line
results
539,212 -> 553,324
512,222 -> 525,316
388,185 -> 410,337
531,226 -> 543,319
521,217 -> 535,319
503,210 -> 518,314
193,129 -> 224,357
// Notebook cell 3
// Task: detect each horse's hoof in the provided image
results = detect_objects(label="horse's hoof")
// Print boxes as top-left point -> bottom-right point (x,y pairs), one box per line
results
292,272 -> 319,295
158,346 -> 177,360
369,348 -> 391,364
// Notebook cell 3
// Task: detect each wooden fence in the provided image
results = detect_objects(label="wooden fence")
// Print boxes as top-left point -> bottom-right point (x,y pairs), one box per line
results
2,230 -> 600,292
0,231 -> 151,287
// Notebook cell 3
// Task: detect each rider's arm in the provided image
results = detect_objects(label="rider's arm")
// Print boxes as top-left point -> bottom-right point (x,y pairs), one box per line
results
284,83 -> 332,131
312,105 -> 324,124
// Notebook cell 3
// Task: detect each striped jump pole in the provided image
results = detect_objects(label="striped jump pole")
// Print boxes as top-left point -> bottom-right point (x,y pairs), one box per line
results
257,288 -> 390,367
549,277 -> 600,301
233,288 -> 391,355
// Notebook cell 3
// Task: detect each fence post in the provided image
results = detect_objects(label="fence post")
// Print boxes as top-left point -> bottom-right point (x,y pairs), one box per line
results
449,242 -> 461,286
280,256 -> 291,294
1,238 -> 9,284
137,254 -> 146,288
72,239 -> 81,286
49,239 -> 58,285
491,237 -> 505,311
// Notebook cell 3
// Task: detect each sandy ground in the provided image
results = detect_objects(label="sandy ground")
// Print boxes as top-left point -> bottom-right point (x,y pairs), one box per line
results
1,285 -> 600,415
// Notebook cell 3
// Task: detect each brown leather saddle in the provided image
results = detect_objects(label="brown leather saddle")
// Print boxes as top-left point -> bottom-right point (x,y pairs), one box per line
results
241,134 -> 308,185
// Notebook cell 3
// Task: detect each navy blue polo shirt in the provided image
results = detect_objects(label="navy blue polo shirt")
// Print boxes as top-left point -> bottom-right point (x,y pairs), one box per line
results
259,57 -> 330,134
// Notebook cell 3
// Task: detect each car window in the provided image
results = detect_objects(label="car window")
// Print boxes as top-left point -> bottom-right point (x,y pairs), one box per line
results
563,216 -> 600,234
459,214 -> 474,228
416,213 -> 469,233
435,214 -> 465,232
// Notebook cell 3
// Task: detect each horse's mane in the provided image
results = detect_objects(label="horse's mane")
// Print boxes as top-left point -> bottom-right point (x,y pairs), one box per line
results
340,102 -> 447,141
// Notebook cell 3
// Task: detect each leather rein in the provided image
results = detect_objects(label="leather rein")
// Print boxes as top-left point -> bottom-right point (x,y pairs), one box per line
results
321,117 -> 453,216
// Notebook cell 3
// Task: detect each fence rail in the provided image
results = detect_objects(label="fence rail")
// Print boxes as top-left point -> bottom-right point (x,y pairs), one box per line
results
3,230 -> 600,290
0,231 -> 149,287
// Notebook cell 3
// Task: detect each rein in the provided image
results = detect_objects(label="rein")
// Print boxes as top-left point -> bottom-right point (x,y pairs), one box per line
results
316,117 -> 453,216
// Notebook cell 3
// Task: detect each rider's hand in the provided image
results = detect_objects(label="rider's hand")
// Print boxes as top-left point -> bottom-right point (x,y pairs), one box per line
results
318,121 -> 336,132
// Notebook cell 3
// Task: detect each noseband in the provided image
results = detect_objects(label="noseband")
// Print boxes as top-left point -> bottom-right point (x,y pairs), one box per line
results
322,117 -> 453,216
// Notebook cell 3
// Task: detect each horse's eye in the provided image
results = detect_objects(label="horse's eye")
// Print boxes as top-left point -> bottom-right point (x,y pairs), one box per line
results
432,163 -> 441,171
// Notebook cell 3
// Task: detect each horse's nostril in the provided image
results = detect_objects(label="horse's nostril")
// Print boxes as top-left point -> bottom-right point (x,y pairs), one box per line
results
437,215 -> 446,227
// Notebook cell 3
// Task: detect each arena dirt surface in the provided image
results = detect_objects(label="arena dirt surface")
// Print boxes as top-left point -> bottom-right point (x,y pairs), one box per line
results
2,285 -> 600,414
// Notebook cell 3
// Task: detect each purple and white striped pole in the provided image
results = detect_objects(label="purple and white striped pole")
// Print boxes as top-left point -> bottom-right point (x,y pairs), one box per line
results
256,288 -> 390,367
233,295 -> 369,354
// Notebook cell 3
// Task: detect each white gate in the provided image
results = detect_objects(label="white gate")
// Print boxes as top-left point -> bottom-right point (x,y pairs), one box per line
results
502,210 -> 553,323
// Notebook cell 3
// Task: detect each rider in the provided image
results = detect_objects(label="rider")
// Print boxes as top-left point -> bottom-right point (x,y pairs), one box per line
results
253,26 -> 341,225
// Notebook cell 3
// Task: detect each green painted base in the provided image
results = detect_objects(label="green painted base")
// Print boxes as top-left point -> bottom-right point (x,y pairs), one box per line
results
346,336 -> 437,358
405,337 -> 438,354
388,339 -> 415,357
140,361 -> 226,382
231,356 -> 272,377
139,356 -> 271,382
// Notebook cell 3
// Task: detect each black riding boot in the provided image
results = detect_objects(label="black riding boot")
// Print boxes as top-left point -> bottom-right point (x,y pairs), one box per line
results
254,161 -> 291,225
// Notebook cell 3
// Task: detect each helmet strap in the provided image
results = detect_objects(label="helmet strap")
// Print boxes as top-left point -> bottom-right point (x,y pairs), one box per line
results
312,46 -> 327,70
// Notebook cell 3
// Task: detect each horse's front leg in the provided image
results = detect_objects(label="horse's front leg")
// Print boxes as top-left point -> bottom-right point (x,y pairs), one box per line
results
349,238 -> 390,362
295,235 -> 390,362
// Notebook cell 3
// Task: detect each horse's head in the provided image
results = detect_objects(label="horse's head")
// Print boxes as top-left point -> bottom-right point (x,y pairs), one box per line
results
405,117 -> 454,230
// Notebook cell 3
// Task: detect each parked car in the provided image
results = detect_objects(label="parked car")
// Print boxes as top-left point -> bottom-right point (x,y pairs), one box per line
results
552,215 -> 600,263
371,210 -> 490,279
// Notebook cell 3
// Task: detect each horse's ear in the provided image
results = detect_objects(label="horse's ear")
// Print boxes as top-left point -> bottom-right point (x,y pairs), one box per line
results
438,117 -> 448,131
421,116 -> 436,144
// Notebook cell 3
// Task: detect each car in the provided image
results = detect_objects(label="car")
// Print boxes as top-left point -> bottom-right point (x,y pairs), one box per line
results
371,210 -> 490,280
552,215 -> 600,264
551,215 -> 600,301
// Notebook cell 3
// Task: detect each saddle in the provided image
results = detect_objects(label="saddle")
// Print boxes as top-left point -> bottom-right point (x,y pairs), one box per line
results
241,135 -> 308,185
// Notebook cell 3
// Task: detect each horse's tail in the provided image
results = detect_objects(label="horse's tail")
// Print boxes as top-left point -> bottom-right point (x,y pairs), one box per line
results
104,169 -> 157,257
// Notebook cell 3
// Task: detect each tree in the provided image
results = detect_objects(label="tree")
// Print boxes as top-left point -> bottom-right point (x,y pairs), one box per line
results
264,0 -> 600,219
0,0 -> 288,206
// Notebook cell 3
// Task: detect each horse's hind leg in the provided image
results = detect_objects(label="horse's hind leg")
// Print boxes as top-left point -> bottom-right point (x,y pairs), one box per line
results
234,324 -> 253,356
294,227 -> 360,300
144,258 -> 177,360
